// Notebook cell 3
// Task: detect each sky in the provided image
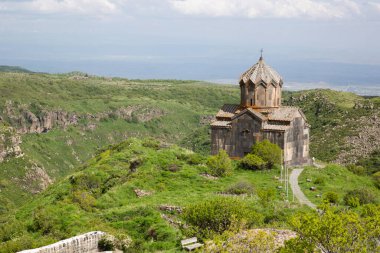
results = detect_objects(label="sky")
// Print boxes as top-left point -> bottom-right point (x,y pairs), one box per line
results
0,0 -> 380,94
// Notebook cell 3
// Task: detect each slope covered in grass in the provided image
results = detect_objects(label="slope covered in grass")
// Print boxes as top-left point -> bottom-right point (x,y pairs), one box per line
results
0,71 -> 379,216
0,138 -> 302,252
299,165 -> 380,206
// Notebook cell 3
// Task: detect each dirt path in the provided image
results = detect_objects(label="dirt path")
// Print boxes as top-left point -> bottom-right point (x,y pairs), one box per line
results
289,169 -> 317,209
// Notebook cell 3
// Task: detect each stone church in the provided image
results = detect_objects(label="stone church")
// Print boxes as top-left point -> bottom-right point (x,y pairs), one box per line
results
211,56 -> 310,166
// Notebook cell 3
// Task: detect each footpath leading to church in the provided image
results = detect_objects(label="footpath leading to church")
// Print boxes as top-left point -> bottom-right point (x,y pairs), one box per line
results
289,168 -> 317,210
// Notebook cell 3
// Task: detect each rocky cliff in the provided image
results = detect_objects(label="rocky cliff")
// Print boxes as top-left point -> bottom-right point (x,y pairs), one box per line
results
2,101 -> 165,134
0,124 -> 23,162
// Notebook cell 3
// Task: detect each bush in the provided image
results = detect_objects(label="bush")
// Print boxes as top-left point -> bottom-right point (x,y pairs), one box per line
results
183,197 -> 259,238
257,188 -> 276,208
373,171 -> 380,189
251,140 -> 282,169
323,191 -> 339,204
185,153 -> 205,165
313,177 -> 325,185
72,190 -> 96,211
207,150 -> 233,177
347,164 -> 367,176
344,189 -> 376,206
225,181 -> 254,195
240,154 -> 266,170
98,237 -> 115,251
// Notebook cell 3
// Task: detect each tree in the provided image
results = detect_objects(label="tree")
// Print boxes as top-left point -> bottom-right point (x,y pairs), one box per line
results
251,140 -> 282,169
282,204 -> 380,253
207,149 -> 233,177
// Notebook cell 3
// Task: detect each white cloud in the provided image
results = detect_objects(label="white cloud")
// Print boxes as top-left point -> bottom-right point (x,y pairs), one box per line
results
169,0 -> 362,19
0,0 -> 122,16
30,0 -> 118,14
369,2 -> 380,12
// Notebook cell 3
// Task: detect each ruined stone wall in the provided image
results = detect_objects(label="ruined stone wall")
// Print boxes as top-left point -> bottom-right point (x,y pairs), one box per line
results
18,231 -> 105,253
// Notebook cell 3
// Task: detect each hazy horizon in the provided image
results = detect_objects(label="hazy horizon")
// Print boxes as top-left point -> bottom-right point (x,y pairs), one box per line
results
1,0 -> 380,95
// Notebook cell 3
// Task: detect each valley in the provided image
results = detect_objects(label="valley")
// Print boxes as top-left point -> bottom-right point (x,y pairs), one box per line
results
0,70 -> 379,252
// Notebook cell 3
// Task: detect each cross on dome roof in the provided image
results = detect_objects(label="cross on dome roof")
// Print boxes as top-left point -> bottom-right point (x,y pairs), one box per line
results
240,55 -> 283,86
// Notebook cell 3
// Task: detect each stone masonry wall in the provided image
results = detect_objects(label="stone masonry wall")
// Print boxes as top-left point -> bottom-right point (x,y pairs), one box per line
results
18,231 -> 105,253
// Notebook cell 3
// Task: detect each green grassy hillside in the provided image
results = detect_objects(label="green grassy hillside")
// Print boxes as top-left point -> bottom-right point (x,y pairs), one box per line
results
0,138 -> 298,252
0,66 -> 32,73
0,72 -> 238,210
0,71 -> 379,216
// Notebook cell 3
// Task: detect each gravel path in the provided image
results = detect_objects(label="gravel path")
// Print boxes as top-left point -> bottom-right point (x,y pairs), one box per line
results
289,169 -> 317,209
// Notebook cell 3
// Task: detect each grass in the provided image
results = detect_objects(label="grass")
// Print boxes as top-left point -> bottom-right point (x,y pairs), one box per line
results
298,164 -> 379,206
0,138 -> 303,252
0,71 -> 379,227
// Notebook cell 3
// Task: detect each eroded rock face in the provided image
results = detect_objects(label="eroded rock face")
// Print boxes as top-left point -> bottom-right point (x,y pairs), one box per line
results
18,110 -> 78,134
23,164 -> 53,194
0,124 -> 23,162
334,113 -> 380,164
3,101 -> 165,134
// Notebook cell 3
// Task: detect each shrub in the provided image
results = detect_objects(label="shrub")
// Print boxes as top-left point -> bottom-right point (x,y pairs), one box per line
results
347,164 -> 367,176
225,181 -> 254,195
207,150 -> 233,177
185,153 -> 205,165
183,197 -> 258,238
285,204 -> 380,253
313,177 -> 325,185
345,196 -> 360,208
323,191 -> 339,204
251,140 -> 282,169
240,154 -> 266,170
98,237 -> 115,251
257,188 -> 276,208
142,138 -> 160,149
72,190 -> 96,211
372,171 -> 380,189
344,188 -> 376,206
205,229 -> 276,253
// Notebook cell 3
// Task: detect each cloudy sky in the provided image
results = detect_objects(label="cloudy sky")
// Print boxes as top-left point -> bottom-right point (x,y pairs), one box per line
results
1,0 -> 380,92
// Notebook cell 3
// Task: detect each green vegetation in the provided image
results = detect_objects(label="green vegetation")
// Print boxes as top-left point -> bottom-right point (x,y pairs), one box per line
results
251,140 -> 282,169
282,204 -> 380,253
240,154 -> 266,170
0,138 -> 299,252
206,149 -> 233,177
224,181 -> 255,195
283,89 -> 379,162
0,71 -> 379,251
0,71 -> 378,212
0,66 -> 32,73
183,197 -> 261,238
299,165 -> 379,206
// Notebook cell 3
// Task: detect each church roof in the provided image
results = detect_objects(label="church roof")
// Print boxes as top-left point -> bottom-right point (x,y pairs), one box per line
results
232,108 -> 267,121
210,120 -> 231,128
268,106 -> 305,122
240,57 -> 283,86
262,123 -> 290,131
216,104 -> 240,119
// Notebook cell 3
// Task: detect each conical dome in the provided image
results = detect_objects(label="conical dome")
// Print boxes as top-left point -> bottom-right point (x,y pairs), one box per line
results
239,56 -> 283,108
240,57 -> 283,86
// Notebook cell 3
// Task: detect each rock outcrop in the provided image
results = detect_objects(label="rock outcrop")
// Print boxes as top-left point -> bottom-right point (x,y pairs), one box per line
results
334,113 -> 380,164
2,101 -> 165,134
0,124 -> 23,162
23,164 -> 53,194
